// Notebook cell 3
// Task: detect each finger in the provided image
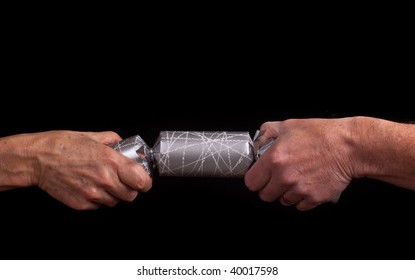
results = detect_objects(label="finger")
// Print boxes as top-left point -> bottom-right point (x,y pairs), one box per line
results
244,156 -> 272,192
258,121 -> 281,145
279,191 -> 303,206
246,123 -> 280,192
117,157 -> 152,192
90,191 -> 120,208
295,199 -> 321,212
105,181 -> 139,202
257,173 -> 287,202
74,201 -> 102,211
63,196 -> 102,211
87,131 -> 122,145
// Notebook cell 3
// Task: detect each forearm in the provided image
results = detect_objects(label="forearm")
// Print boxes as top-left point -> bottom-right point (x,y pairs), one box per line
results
351,116 -> 415,190
0,133 -> 37,191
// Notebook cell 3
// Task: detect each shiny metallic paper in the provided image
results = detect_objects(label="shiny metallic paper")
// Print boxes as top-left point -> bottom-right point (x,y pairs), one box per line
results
112,130 -> 272,178
153,131 -> 253,177
111,134 -> 153,176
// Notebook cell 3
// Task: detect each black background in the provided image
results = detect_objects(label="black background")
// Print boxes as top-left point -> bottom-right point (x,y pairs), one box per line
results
1,16 -> 414,260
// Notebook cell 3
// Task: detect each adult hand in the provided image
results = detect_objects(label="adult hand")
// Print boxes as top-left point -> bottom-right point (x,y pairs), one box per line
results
0,130 -> 152,210
245,118 -> 354,211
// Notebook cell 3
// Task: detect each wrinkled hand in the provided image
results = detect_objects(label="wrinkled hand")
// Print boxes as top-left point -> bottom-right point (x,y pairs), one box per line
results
31,131 -> 152,210
245,119 -> 354,211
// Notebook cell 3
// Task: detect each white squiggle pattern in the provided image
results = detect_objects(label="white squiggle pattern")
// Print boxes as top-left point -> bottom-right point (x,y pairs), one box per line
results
153,131 -> 254,177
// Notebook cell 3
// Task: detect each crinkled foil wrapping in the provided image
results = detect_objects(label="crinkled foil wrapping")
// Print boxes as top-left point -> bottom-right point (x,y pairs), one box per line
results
112,130 -> 273,178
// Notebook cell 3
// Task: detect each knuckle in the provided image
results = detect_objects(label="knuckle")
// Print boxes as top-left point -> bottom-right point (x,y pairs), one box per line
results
268,150 -> 286,167
260,121 -> 273,131
84,187 -> 101,201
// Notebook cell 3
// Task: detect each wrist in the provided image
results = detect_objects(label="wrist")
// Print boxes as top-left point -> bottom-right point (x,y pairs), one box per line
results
0,133 -> 39,189
347,116 -> 388,179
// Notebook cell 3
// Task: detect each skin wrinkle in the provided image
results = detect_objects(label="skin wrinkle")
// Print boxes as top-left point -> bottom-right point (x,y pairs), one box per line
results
0,130 -> 152,210
1,117 -> 414,212
356,118 -> 414,186
245,116 -> 415,211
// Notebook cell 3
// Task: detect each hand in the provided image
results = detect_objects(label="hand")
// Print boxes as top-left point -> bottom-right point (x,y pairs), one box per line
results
245,119 -> 354,211
30,130 -> 152,210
